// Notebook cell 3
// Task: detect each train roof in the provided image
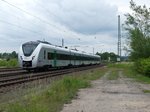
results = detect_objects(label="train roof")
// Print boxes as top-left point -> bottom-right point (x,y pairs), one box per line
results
23,40 -> 100,58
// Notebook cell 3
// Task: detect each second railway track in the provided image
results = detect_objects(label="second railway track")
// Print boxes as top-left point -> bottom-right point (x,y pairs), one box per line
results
0,64 -> 104,88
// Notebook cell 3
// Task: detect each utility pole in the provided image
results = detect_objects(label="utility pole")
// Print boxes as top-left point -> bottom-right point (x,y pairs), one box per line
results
118,15 -> 121,61
93,47 -> 94,55
62,38 -> 64,47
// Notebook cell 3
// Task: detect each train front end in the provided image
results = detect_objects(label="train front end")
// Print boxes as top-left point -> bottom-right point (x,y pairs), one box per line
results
18,41 -> 39,70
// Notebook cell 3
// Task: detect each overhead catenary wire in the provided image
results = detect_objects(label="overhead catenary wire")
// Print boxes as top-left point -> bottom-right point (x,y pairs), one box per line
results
0,0 -> 83,41
0,0 -> 65,32
32,0 -> 59,19
0,19 -> 50,38
0,6 -> 64,39
32,0 -> 83,39
0,0 -> 94,50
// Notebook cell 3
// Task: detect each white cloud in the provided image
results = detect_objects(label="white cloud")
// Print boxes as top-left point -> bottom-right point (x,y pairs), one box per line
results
0,0 -> 149,55
52,0 -> 118,34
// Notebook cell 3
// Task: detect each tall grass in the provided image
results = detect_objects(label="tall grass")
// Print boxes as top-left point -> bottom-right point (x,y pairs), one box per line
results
108,62 -> 133,69
107,69 -> 119,80
2,68 -> 106,112
143,90 -> 150,93
6,77 -> 89,112
108,62 -> 150,84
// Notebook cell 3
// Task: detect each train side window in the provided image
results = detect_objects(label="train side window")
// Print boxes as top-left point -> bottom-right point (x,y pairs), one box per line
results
48,52 -> 55,60
57,53 -> 60,59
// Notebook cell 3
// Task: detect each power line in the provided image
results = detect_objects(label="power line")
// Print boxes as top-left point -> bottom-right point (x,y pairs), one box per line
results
32,0 -> 81,39
0,19 -> 45,36
0,7 -> 64,39
0,0 -> 88,45
32,0 -> 71,39
0,0 -> 82,41
0,0 -> 65,32
32,0 -> 59,19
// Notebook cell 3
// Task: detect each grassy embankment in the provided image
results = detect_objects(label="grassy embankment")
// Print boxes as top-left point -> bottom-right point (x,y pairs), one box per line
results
108,63 -> 150,83
0,67 -> 107,112
0,59 -> 18,68
1,63 -> 150,112
108,62 -> 150,93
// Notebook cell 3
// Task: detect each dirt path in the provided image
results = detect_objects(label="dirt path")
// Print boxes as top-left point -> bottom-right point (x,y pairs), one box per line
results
61,70 -> 150,112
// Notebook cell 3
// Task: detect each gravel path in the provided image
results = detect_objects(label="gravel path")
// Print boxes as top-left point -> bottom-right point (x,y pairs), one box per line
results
61,70 -> 150,112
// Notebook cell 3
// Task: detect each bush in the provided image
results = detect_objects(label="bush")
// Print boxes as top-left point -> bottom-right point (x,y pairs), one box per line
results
0,59 -> 18,67
135,58 -> 150,76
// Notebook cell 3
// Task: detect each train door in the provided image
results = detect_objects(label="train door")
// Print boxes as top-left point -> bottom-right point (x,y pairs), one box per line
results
42,50 -> 46,66
53,50 -> 57,67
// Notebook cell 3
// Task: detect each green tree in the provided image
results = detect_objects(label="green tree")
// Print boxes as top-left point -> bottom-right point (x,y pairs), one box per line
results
0,51 -> 18,59
109,52 -> 117,61
11,51 -> 18,59
96,52 -> 117,62
124,0 -> 150,60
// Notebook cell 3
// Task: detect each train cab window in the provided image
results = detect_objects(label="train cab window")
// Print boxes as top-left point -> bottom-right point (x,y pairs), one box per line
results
22,42 -> 39,56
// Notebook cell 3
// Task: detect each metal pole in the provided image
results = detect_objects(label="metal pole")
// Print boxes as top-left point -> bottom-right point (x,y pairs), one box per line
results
62,38 -> 64,47
93,47 -> 94,55
118,15 -> 121,59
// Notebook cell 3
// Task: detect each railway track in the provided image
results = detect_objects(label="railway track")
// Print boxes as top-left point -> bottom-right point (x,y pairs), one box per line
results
0,67 -> 27,78
0,67 -> 21,72
0,65 -> 104,88
0,70 -> 27,78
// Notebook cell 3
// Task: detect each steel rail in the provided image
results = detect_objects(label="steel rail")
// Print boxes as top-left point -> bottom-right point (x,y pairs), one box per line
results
0,67 -> 21,72
0,65 -> 103,88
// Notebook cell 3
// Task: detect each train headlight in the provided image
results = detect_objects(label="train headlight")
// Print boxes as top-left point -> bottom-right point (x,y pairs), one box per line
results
32,56 -> 35,60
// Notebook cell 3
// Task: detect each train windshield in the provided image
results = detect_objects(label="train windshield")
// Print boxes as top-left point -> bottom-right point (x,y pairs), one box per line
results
22,42 -> 39,56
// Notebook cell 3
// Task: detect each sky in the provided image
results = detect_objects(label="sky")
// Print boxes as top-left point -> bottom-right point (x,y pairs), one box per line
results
0,0 -> 150,55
